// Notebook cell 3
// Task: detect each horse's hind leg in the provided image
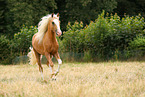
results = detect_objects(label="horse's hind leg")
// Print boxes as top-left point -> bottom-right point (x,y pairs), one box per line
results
33,48 -> 44,80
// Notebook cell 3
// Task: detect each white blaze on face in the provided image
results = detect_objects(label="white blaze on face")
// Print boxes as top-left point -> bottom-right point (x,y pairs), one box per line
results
53,19 -> 62,36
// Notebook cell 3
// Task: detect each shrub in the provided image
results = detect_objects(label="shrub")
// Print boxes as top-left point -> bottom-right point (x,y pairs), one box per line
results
61,11 -> 145,61
14,25 -> 37,55
0,35 -> 16,64
61,21 -> 84,53
83,50 -> 92,62
129,36 -> 145,50
0,26 -> 37,64
126,36 -> 145,57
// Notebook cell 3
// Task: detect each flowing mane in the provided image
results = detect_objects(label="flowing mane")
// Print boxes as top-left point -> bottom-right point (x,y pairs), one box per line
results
35,14 -> 52,43
35,14 -> 58,43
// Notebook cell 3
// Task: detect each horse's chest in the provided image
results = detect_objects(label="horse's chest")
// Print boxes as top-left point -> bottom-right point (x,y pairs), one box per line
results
48,44 -> 59,54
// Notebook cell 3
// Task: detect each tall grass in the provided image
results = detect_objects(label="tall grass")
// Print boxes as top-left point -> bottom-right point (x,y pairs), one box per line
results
0,62 -> 145,97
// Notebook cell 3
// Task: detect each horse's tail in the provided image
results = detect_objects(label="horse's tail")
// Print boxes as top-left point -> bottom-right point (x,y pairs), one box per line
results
27,47 -> 37,65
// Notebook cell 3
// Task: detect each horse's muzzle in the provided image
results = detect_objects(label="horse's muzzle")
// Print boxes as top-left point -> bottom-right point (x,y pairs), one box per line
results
57,29 -> 62,36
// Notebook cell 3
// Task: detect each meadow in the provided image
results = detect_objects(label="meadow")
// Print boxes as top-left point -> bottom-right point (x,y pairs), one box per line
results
0,62 -> 145,97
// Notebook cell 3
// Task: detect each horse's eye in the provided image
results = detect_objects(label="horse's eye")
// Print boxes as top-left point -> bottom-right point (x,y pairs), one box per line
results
52,22 -> 55,25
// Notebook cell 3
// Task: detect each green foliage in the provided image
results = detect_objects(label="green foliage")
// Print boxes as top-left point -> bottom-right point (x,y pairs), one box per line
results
61,21 -> 84,53
1,10 -> 145,64
114,0 -> 145,17
0,35 -> 16,64
1,0 -> 145,38
83,50 -> 92,62
64,0 -> 117,23
59,0 -> 117,30
129,36 -> 145,50
2,0 -> 57,37
101,13 -> 145,58
0,0 -> 6,34
84,11 -> 111,56
124,35 -> 145,58
60,11 -> 145,61
14,25 -> 37,54
0,26 -> 36,64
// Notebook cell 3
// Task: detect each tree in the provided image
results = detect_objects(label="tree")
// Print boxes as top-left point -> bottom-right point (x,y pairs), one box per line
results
2,0 -> 57,37
114,0 -> 145,17
0,0 -> 7,35
55,0 -> 117,30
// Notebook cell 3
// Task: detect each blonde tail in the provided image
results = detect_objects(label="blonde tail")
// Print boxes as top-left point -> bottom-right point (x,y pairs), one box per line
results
27,47 -> 37,65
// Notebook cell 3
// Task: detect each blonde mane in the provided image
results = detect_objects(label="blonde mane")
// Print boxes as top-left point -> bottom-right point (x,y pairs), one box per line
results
35,14 -> 52,43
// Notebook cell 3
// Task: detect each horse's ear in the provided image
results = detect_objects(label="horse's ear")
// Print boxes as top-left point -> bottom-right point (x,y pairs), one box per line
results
57,13 -> 59,17
51,13 -> 54,17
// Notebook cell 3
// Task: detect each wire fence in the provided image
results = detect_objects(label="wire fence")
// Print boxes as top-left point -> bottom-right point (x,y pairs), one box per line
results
12,50 -> 145,64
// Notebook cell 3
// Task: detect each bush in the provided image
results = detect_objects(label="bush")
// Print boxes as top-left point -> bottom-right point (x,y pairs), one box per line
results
60,11 -> 145,61
83,50 -> 92,62
0,35 -> 16,64
0,26 -> 37,64
14,25 -> 37,55
129,36 -> 145,50
61,21 -> 84,53
126,36 -> 145,57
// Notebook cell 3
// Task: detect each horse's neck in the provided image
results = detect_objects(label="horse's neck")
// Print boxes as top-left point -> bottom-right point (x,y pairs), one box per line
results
47,30 -> 57,42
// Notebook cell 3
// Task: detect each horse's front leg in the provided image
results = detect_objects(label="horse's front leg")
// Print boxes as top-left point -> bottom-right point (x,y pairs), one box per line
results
45,53 -> 55,79
54,52 -> 62,76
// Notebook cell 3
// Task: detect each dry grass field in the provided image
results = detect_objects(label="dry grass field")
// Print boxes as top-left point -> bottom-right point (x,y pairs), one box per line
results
0,62 -> 145,97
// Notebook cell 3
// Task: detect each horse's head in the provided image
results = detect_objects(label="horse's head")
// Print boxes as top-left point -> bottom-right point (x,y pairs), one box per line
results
51,13 -> 62,36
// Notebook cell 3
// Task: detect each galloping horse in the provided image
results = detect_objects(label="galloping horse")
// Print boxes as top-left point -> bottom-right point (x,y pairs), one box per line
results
28,13 -> 62,80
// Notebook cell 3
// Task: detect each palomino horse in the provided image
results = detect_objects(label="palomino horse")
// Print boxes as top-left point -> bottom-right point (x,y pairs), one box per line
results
28,13 -> 62,80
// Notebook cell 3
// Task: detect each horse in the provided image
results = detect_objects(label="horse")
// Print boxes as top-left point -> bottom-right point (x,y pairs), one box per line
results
28,13 -> 62,80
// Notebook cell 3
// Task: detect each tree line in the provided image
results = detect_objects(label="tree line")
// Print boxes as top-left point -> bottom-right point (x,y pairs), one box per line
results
1,0 -> 145,37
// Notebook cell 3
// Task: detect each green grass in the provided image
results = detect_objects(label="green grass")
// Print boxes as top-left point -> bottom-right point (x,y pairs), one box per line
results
0,62 -> 145,97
